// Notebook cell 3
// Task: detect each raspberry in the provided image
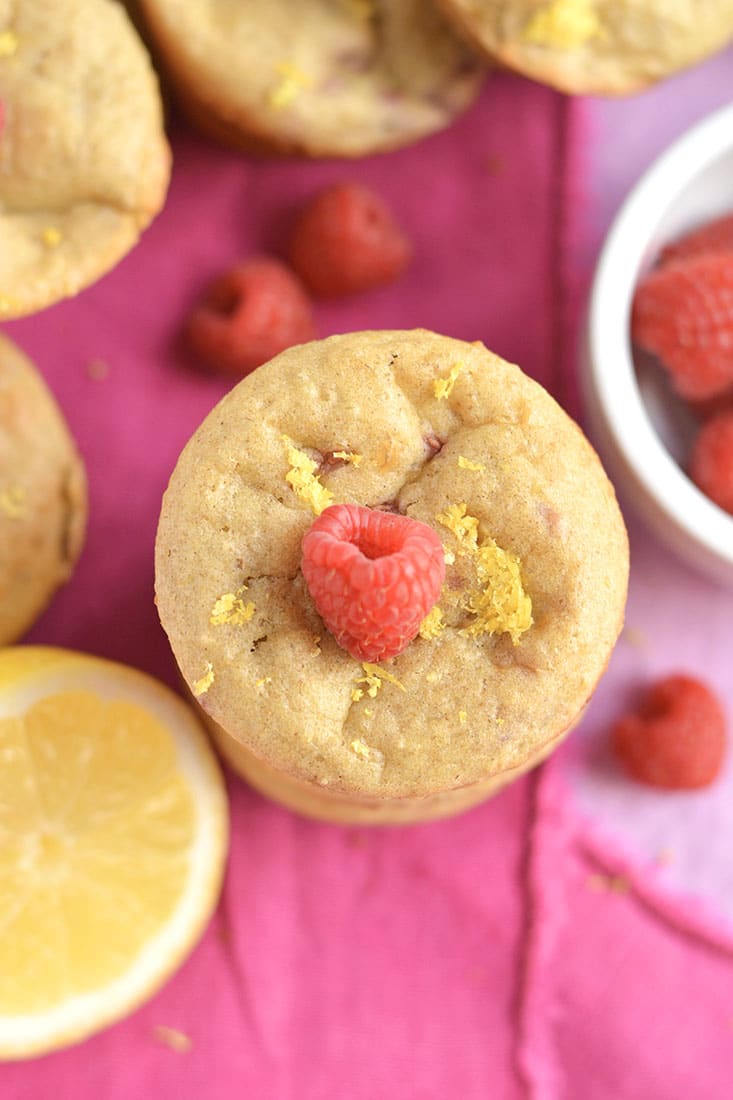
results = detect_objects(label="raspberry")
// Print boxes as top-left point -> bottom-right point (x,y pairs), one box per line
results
612,674 -> 726,789
689,410 -> 733,515
186,258 -> 315,376
301,503 -> 445,662
659,213 -> 733,267
631,253 -> 733,400
288,183 -> 412,298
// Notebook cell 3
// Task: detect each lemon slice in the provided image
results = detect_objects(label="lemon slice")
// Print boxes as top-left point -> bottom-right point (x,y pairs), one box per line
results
0,647 -> 228,1060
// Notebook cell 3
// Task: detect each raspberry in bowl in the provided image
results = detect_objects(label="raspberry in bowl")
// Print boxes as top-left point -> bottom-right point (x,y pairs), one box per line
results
585,102 -> 733,586
156,330 -> 628,825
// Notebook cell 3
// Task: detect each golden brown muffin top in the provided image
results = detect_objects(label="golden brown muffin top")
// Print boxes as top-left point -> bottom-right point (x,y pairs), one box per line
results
0,334 -> 86,643
156,331 -> 628,799
139,0 -> 485,156
0,0 -> 170,319
437,0 -> 733,95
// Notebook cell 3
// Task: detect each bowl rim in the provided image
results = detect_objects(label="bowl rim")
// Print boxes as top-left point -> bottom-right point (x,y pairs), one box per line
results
587,100 -> 733,570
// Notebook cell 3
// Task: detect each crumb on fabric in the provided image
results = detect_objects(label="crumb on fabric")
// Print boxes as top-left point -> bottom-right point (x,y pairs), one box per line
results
152,1026 -> 192,1054
86,359 -> 110,381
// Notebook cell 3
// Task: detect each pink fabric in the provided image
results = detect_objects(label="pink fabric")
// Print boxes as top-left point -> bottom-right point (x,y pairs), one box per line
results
3,52 -> 733,1097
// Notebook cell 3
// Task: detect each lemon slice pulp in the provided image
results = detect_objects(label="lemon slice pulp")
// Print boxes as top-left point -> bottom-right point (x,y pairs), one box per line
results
0,647 -> 228,1060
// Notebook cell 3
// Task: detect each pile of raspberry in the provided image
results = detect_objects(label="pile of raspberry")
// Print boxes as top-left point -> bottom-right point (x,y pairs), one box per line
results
632,212 -> 733,515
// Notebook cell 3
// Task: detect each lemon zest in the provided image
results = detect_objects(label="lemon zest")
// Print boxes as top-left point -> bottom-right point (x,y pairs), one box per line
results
523,0 -> 602,50
458,711 -> 468,726
353,662 -> 406,699
458,455 -> 486,473
433,361 -> 464,400
210,591 -> 255,626
282,435 -> 334,515
436,503 -> 533,644
41,227 -> 62,248
351,739 -> 371,758
267,61 -> 313,110
0,486 -> 25,519
364,707 -> 373,717
332,450 -> 363,467
419,605 -> 445,640
255,677 -> 272,691
193,662 -> 215,697
0,30 -> 18,57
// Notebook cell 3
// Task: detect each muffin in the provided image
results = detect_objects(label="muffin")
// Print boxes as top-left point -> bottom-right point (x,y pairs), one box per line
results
0,334 -> 87,644
137,0 -> 486,157
0,0 -> 170,320
155,330 -> 628,825
437,0 -> 733,95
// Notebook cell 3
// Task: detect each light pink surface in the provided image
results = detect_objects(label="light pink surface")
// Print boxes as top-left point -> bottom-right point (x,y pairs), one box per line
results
2,54 -> 733,1098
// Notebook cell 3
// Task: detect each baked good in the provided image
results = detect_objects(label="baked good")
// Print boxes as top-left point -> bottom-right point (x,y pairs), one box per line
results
437,0 -> 733,95
155,330 -> 628,824
0,335 -> 87,644
137,0 -> 486,157
0,0 -> 170,320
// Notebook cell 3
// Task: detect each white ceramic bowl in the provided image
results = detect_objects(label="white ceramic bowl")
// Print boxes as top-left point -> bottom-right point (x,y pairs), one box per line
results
584,101 -> 733,587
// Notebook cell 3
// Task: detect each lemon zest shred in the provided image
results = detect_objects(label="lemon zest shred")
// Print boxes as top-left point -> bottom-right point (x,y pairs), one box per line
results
361,662 -> 405,692
0,486 -> 25,519
433,361 -> 464,400
267,61 -> 313,110
0,30 -> 19,57
255,677 -> 272,691
351,739 -> 371,758
282,435 -> 334,515
41,227 -> 62,249
364,707 -> 373,717
332,450 -> 363,467
436,503 -> 533,644
210,591 -> 255,626
458,455 -> 486,473
523,0 -> 602,50
352,662 -> 405,700
192,662 -> 215,697
458,710 -> 468,726
419,605 -> 445,640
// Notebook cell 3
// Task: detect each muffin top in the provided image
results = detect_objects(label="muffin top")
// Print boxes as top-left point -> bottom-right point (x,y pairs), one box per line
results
0,0 -> 170,319
156,330 -> 628,799
0,334 -> 86,644
139,0 -> 485,156
437,0 -> 733,95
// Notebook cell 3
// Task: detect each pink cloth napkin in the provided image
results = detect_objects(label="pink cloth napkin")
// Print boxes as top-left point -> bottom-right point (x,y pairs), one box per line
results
2,60 -> 733,1099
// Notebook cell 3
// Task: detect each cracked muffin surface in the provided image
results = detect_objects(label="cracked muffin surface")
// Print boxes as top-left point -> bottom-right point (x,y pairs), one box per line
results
437,0 -> 733,95
0,334 -> 86,643
0,0 -> 170,319
155,330 -> 628,803
138,0 -> 485,156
